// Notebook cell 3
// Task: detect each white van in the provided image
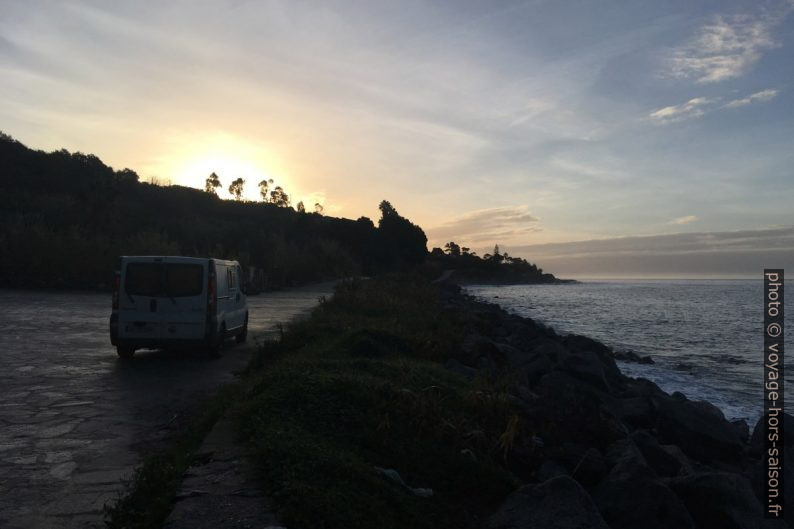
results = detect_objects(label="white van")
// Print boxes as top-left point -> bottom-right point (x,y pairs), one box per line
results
109,256 -> 248,358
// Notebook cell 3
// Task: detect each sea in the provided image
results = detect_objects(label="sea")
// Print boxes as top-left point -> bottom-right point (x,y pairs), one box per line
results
466,279 -> 792,426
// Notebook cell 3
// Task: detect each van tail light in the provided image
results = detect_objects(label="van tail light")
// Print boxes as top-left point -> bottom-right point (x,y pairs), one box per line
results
112,272 -> 120,310
208,273 -> 217,313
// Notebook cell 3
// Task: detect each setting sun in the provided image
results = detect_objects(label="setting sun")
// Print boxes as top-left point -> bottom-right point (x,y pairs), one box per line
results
160,131 -> 286,202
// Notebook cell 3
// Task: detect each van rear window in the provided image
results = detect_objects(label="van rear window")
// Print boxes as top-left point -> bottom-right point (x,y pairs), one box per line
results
125,263 -> 204,297
125,263 -> 162,296
165,264 -> 203,296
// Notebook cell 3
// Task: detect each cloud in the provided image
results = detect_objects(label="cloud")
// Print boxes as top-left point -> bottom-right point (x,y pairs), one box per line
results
427,205 -> 540,246
724,88 -> 779,108
668,14 -> 782,83
500,226 -> 794,278
670,215 -> 699,225
649,97 -> 713,123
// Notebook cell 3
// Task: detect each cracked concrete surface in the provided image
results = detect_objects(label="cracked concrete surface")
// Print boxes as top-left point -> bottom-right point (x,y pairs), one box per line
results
0,284 -> 333,528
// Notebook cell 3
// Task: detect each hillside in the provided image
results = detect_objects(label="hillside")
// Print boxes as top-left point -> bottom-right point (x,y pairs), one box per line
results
0,133 -> 427,289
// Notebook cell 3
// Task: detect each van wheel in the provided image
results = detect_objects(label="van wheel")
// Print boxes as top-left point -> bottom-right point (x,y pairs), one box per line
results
236,316 -> 248,344
117,345 -> 135,359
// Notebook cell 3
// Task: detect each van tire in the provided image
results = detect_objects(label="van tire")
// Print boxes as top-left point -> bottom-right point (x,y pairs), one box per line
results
236,315 -> 248,344
117,345 -> 135,359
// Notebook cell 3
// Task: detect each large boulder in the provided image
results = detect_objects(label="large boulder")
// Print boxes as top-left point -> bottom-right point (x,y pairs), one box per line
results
612,396 -> 656,428
563,334 -> 623,386
530,371 -> 628,451
654,395 -> 745,462
561,351 -> 611,391
667,472 -> 778,529
595,477 -> 695,529
603,439 -> 655,481
488,475 -> 609,529
523,353 -> 554,386
495,342 -> 534,369
632,430 -> 693,478
460,333 -> 504,368
529,337 -> 570,364
594,439 -> 695,529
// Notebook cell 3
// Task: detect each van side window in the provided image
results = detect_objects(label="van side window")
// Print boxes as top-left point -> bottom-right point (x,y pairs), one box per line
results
227,268 -> 236,290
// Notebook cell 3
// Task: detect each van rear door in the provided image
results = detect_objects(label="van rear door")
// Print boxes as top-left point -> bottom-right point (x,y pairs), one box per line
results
119,259 -> 164,341
159,258 -> 207,340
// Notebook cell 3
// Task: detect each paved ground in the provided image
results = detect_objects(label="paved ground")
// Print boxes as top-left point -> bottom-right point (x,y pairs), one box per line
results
0,283 -> 334,529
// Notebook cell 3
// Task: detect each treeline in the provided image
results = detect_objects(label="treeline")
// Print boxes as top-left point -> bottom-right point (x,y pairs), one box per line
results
426,242 -> 561,284
0,133 -> 427,290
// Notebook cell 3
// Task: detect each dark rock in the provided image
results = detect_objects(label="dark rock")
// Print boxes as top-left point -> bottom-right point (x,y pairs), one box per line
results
534,459 -> 568,481
488,476 -> 609,529
627,377 -> 668,401
524,353 -> 554,386
531,371 -> 628,451
730,419 -> 750,444
689,399 -> 726,421
561,351 -> 610,390
563,334 -> 623,384
495,342 -> 532,368
668,472 -> 773,529
461,333 -> 506,369
444,358 -> 477,380
612,396 -> 655,428
604,439 -> 655,481
594,439 -> 694,529
632,430 -> 692,478
529,338 -> 569,363
654,395 -> 744,462
568,447 -> 609,487
595,476 -> 694,529
613,350 -> 655,364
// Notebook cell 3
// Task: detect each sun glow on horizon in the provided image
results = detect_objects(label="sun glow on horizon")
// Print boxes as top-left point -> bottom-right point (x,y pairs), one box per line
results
154,131 -> 288,202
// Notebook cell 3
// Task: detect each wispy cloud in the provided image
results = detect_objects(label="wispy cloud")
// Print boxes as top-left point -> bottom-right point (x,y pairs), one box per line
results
668,13 -> 782,83
649,97 -> 713,123
427,205 -> 540,246
670,215 -> 699,225
724,88 -> 779,108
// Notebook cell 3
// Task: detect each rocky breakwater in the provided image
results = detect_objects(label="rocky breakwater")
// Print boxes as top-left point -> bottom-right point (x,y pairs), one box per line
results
439,283 -> 790,529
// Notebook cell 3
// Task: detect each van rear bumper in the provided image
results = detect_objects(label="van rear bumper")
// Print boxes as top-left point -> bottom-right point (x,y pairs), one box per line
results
109,314 -> 219,350
112,337 -> 217,350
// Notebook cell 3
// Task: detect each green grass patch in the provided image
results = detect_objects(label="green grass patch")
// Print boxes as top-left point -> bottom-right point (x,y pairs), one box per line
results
103,385 -> 238,529
238,275 -> 521,529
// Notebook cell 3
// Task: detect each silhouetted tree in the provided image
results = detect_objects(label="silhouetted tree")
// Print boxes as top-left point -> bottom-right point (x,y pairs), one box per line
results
444,241 -> 461,257
229,178 -> 245,201
258,178 -> 273,202
379,200 -> 397,219
314,203 -> 324,215
205,172 -> 221,195
296,201 -> 306,213
377,200 -> 427,266
270,186 -> 290,208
